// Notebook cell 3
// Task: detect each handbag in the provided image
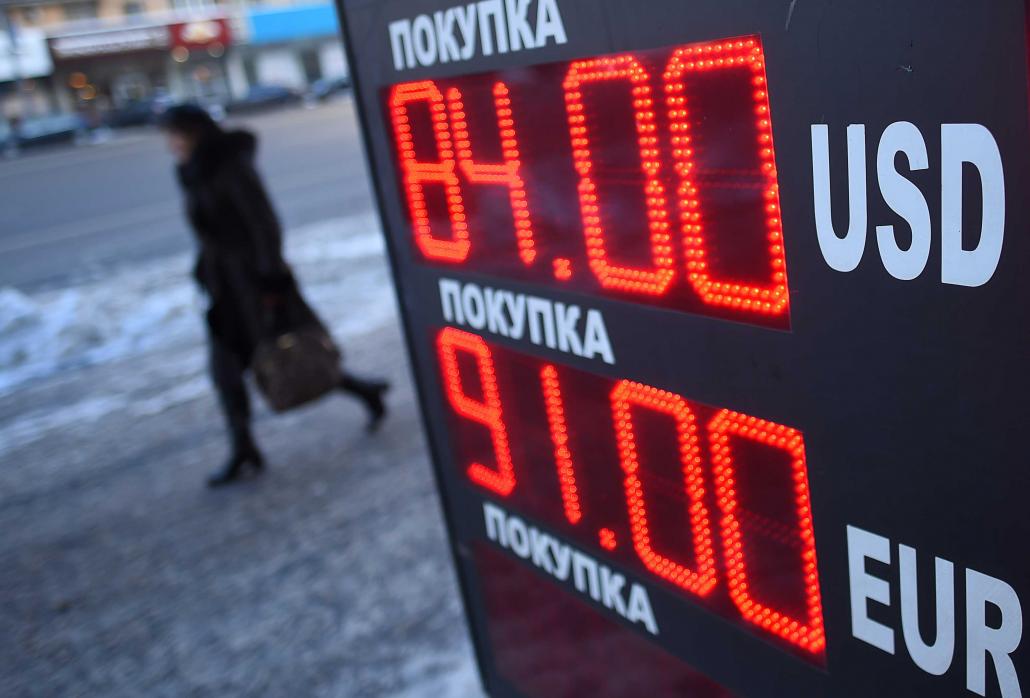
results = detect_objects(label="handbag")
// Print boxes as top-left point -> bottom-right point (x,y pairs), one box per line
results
252,323 -> 343,413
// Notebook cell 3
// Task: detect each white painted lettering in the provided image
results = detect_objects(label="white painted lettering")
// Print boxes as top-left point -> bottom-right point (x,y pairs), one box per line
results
484,288 -> 509,337
461,283 -> 487,329
966,568 -> 1023,698
483,502 -> 507,547
439,278 -> 464,324
389,19 -> 415,71
876,121 -> 932,281
583,309 -> 615,364
846,525 -> 1024,693
813,124 -> 868,272
847,524 -> 895,654
530,529 -> 555,574
411,14 -> 438,66
440,280 -> 615,365
601,566 -> 628,616
504,291 -> 526,339
899,544 -> 955,676
572,552 -> 601,601
628,584 -> 659,635
527,296 -> 557,349
481,502 -> 656,634
390,0 -> 567,72
433,9 -> 461,63
504,0 -> 535,51
941,124 -> 1005,288
506,515 -> 531,558
552,540 -> 572,581
534,0 -> 567,46
554,302 -> 583,356
476,0 -> 508,56
455,3 -> 477,60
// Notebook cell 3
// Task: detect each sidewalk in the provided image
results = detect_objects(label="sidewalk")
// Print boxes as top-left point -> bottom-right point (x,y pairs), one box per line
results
0,215 -> 484,697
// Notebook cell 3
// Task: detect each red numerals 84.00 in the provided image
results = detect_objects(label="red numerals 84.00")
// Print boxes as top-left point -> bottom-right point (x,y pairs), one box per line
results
435,327 -> 826,657
388,37 -> 790,324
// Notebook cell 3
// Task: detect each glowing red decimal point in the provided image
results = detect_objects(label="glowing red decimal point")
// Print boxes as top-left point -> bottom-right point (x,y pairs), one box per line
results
599,528 -> 618,551
563,55 -> 676,296
437,327 -> 516,496
664,38 -> 790,316
553,257 -> 573,280
389,81 -> 470,263
707,409 -> 826,654
610,380 -> 716,597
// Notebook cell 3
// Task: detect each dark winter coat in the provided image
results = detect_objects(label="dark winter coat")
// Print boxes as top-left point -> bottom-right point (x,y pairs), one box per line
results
177,129 -> 321,363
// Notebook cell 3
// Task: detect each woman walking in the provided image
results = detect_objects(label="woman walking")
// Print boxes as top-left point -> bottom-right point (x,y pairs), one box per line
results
161,105 -> 388,487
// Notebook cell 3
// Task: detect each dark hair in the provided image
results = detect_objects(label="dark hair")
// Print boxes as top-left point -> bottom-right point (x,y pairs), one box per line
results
159,104 -> 221,140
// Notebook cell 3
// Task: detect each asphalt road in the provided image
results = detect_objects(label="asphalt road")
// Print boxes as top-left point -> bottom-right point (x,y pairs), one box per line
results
0,98 -> 375,293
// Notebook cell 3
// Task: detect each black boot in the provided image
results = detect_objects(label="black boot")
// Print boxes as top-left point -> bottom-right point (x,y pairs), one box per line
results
340,375 -> 391,432
208,341 -> 265,486
208,434 -> 265,487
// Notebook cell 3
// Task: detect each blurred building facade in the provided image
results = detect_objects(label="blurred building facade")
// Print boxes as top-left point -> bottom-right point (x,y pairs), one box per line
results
236,3 -> 341,92
0,0 -> 347,123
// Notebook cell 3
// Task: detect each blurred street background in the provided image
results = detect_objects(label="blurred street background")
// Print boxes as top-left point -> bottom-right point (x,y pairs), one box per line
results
1,0 -> 353,149
0,90 -> 485,696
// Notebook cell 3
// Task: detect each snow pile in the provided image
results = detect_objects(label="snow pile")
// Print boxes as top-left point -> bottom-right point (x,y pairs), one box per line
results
0,253 -> 199,394
0,213 -> 394,396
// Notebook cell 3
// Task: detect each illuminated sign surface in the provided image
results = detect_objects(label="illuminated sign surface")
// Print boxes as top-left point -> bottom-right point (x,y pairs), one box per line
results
337,1 -> 1030,696
385,37 -> 789,327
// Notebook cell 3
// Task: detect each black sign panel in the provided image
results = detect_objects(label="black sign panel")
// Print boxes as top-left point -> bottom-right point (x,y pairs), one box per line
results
335,1 -> 1030,695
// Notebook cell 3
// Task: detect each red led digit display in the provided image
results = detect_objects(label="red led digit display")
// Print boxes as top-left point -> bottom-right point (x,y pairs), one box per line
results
564,55 -> 677,296
708,410 -> 824,652
447,83 -> 537,265
434,327 -> 826,662
389,81 -> 471,263
386,36 -> 791,328
437,327 -> 517,496
540,364 -> 582,525
611,380 -> 717,597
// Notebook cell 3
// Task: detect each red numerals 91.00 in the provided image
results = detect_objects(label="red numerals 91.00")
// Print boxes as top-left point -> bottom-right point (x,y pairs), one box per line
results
436,327 -> 825,657
389,37 -> 790,319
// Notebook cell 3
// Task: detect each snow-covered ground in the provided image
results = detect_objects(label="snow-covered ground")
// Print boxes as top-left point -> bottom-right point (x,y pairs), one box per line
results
0,213 -> 389,396
0,215 -> 485,697
0,215 -> 400,459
